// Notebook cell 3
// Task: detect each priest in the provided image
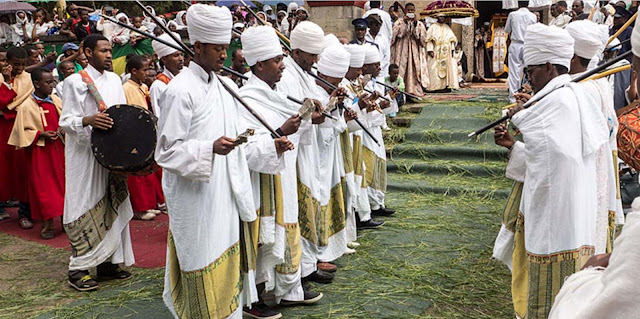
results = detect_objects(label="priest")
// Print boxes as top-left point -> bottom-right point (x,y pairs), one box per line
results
59,34 -> 134,292
155,5 -> 257,318
425,16 -> 459,91
149,32 -> 183,119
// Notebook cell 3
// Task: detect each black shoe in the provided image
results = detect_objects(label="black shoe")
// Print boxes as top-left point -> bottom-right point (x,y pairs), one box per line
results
371,207 -> 395,216
68,270 -> 98,292
303,269 -> 334,284
356,218 -> 384,230
243,303 -> 282,319
97,263 -> 132,280
281,290 -> 323,306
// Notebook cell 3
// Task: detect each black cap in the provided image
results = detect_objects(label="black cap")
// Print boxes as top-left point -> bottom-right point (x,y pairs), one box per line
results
614,6 -> 631,18
352,18 -> 369,29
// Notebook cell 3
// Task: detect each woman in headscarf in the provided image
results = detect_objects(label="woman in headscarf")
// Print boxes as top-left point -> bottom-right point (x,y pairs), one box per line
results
174,10 -> 187,29
12,11 -> 33,44
109,12 -> 131,46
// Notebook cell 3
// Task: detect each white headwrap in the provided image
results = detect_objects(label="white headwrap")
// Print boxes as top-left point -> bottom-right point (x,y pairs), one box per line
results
187,4 -> 232,45
290,21 -> 324,54
242,26 -> 283,66
288,2 -> 299,13
152,32 -> 182,58
233,22 -> 245,30
175,11 -> 187,27
608,37 -> 621,50
365,1 -> 371,11
523,23 -> 574,69
632,12 -> 640,57
344,44 -> 365,68
363,43 -> 381,64
317,44 -> 351,78
565,20 -> 608,59
323,34 -> 340,51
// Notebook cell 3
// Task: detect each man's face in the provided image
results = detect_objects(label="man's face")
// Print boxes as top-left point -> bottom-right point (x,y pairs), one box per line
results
556,4 -> 566,15
35,44 -> 45,57
86,40 -> 112,71
76,53 -> 88,68
68,5 -> 78,18
614,16 -> 626,27
196,43 -> 228,72
526,63 -> 553,93
369,20 -> 381,36
355,27 -> 366,41
277,13 -> 285,22
257,55 -> 285,86
363,62 -> 381,78
34,72 -> 55,96
572,1 -> 583,14
437,16 -> 446,24
550,4 -> 558,17
405,5 -> 416,17
60,63 -> 76,78
8,57 -> 27,76
345,66 -> 362,81
232,50 -> 245,70
292,49 -> 317,72
162,51 -> 184,74
145,68 -> 156,87
80,10 -> 89,23
132,60 -> 149,83
27,50 -> 39,65
297,10 -> 308,21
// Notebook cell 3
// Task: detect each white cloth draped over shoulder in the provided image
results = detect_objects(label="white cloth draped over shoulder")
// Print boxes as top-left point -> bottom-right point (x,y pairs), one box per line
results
511,74 -> 608,256
156,62 -> 255,318
239,74 -> 305,303
58,65 -> 134,271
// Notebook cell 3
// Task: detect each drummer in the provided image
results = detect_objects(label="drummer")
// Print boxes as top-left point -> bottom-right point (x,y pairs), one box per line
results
59,34 -> 135,292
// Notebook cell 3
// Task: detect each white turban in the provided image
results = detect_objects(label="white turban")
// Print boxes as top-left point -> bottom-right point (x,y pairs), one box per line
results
241,26 -> 283,66
288,2 -> 298,13
187,4 -> 232,45
290,21 -> 324,54
523,23 -> 574,69
632,12 -> 640,57
608,37 -> 620,50
344,44 -> 365,68
363,43 -> 381,64
323,34 -> 340,51
317,44 -> 351,78
152,32 -> 182,58
565,20 -> 608,59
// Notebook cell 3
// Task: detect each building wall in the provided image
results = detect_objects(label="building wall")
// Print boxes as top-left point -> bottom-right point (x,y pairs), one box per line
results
308,5 -> 364,40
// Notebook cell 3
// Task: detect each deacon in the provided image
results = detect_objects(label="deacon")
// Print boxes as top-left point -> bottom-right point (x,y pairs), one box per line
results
505,23 -> 609,318
59,34 -> 134,292
365,14 -> 390,79
149,32 -> 184,119
362,44 -> 396,219
155,5 -> 256,318
276,21 -> 335,285
425,16 -> 459,91
8,67 -> 64,240
0,47 -> 33,230
390,2 -> 427,98
238,25 -> 322,317
122,55 -> 164,221
505,5 -> 536,102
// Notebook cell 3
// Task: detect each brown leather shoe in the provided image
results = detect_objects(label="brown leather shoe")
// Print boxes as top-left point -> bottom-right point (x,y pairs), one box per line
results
317,262 -> 337,273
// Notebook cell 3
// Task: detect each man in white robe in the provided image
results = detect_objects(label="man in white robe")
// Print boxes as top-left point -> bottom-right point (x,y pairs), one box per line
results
425,17 -> 459,91
149,33 -> 184,119
59,34 -> 134,292
505,23 -> 609,318
505,6 -> 537,102
313,44 -> 352,269
362,1 -> 392,48
276,21 -> 335,285
155,5 -> 256,318
364,14 -> 390,79
361,44 -> 397,218
238,25 -> 323,315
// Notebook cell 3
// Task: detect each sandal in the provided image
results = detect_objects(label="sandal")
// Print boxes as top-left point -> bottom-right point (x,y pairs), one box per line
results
18,217 -> 33,229
68,270 -> 98,292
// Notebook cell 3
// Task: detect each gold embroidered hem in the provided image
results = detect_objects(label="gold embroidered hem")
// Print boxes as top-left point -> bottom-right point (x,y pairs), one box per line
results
297,181 -> 320,245
363,147 -> 386,192
352,135 -> 367,188
240,220 -> 260,274
167,233 -> 242,319
606,210 -> 616,253
317,183 -> 346,247
275,223 -> 301,275
512,212 -> 528,319
64,174 -> 128,258
502,182 -> 523,233
258,174 -> 284,224
340,130 -> 354,174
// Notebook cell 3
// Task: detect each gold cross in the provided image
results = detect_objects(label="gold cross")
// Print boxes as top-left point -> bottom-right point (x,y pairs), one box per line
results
39,107 -> 49,127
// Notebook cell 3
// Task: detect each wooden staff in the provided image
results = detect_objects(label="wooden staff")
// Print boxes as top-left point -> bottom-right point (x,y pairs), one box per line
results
469,50 -> 633,138
133,0 -> 281,138
608,11 -> 637,45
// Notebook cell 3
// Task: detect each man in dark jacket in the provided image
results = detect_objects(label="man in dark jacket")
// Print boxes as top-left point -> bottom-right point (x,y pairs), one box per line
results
73,9 -> 97,42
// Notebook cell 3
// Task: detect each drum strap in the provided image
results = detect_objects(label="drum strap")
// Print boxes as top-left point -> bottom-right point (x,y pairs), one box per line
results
79,70 -> 108,112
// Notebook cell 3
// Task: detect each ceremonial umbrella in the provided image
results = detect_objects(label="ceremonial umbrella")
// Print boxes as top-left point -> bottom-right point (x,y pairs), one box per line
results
0,0 -> 36,14
420,0 -> 479,18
